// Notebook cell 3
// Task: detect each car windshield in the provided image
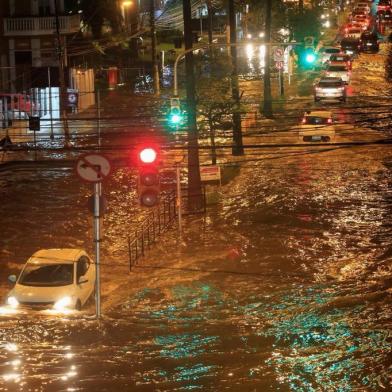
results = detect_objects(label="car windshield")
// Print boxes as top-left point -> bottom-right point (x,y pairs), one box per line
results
325,48 -> 340,53
328,66 -> 347,71
319,81 -> 343,88
304,116 -> 330,125
19,263 -> 74,286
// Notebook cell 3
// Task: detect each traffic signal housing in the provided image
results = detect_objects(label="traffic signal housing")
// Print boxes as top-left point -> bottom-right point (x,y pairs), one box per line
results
137,146 -> 160,207
168,97 -> 183,128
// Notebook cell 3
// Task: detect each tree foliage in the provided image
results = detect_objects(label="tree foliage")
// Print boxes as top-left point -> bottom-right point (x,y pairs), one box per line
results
80,0 -> 122,39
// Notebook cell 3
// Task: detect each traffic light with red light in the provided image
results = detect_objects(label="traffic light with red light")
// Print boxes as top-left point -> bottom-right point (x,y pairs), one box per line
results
137,147 -> 160,207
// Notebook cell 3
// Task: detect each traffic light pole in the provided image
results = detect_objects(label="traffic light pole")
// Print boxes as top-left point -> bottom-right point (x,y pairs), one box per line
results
176,163 -> 183,239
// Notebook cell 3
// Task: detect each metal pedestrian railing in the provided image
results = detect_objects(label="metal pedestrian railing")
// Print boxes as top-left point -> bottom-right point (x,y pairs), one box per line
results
127,190 -> 177,270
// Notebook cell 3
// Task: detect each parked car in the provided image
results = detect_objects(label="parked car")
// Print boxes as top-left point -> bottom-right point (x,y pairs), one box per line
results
360,31 -> 380,53
328,53 -> 352,70
6,249 -> 96,311
340,37 -> 361,56
325,62 -> 351,83
298,110 -> 336,142
314,77 -> 347,102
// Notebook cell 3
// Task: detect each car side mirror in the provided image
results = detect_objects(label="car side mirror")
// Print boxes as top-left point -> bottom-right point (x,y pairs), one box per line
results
8,274 -> 17,284
78,276 -> 88,284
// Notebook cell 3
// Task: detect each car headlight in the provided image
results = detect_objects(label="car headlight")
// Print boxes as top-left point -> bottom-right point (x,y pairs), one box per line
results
53,296 -> 72,311
7,296 -> 19,308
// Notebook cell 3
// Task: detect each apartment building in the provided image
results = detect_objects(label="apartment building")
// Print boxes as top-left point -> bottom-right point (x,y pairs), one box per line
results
0,0 -> 80,92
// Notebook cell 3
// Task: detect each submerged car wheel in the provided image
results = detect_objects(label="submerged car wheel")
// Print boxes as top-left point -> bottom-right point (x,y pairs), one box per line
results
322,136 -> 331,142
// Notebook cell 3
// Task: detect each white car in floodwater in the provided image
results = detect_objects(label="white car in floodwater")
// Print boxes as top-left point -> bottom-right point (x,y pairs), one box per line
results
6,248 -> 95,311
298,110 -> 336,142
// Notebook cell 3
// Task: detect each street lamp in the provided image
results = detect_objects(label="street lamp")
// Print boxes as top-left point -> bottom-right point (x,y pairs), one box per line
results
122,1 -> 133,31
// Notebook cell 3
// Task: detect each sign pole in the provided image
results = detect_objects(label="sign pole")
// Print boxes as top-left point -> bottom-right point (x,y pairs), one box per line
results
279,69 -> 284,96
94,181 -> 101,319
176,163 -> 182,239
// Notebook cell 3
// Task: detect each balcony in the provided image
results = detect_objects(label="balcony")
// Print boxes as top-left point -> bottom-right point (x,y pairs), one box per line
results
3,14 -> 81,36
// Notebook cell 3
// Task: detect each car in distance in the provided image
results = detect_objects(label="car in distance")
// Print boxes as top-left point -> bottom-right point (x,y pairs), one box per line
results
325,62 -> 351,83
340,37 -> 361,56
360,31 -> 379,53
314,77 -> 347,102
317,46 -> 341,64
328,53 -> 352,70
6,248 -> 96,311
345,28 -> 362,39
298,110 -> 336,142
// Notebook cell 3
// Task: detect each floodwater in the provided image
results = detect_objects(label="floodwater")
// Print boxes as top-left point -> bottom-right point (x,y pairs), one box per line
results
1,46 -> 392,392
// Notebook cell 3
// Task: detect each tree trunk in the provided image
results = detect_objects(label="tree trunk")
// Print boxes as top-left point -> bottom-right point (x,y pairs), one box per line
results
183,0 -> 203,211
263,0 -> 273,118
228,0 -> 244,156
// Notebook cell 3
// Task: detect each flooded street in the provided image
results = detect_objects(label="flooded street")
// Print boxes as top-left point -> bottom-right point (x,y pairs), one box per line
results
1,47 -> 392,391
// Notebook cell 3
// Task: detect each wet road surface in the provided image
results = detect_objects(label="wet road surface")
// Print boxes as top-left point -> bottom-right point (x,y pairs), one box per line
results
1,42 -> 392,392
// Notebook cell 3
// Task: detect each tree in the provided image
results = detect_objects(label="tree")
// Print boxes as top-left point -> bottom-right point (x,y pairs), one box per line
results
195,53 -> 244,164
80,0 -> 122,39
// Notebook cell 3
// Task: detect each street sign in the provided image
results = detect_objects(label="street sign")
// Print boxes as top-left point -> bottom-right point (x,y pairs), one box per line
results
200,165 -> 221,182
273,47 -> 284,62
275,61 -> 284,70
76,154 -> 112,183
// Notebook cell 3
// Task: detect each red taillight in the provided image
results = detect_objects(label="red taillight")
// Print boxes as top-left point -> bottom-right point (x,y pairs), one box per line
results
327,118 -> 333,124
302,118 -> 306,124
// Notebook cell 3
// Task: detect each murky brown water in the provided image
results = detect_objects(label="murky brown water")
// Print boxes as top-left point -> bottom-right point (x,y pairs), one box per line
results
1,45 -> 392,391
1,138 -> 392,391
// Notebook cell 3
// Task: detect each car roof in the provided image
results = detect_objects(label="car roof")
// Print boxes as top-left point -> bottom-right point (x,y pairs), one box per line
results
304,110 -> 333,117
28,249 -> 87,264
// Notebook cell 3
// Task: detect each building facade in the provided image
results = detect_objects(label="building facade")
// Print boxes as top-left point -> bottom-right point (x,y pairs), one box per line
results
0,0 -> 80,92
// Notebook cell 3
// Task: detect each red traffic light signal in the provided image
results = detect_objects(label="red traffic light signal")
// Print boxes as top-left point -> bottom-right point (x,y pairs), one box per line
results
139,147 -> 157,164
137,146 -> 160,207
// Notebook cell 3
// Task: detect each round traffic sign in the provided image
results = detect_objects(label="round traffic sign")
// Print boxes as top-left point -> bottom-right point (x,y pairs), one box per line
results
76,154 -> 112,183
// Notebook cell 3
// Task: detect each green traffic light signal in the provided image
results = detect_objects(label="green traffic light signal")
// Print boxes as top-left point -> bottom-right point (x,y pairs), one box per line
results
306,53 -> 316,63
169,111 -> 181,125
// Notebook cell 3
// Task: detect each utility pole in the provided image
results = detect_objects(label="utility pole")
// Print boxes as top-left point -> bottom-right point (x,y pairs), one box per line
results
150,0 -> 160,95
183,0 -> 203,211
54,0 -> 70,143
229,0 -> 244,155
263,0 -> 273,118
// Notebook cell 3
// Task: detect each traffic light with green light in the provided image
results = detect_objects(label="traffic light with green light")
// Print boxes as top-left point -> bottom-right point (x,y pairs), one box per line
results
168,97 -> 183,128
137,146 -> 160,207
299,47 -> 317,69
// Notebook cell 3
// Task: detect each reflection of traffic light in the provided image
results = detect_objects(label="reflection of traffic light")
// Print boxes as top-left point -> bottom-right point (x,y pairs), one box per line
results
137,146 -> 160,207
168,97 -> 183,128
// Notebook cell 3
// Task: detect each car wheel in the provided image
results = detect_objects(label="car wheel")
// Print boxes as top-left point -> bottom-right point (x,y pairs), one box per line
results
75,299 -> 82,311
341,96 -> 347,102
323,136 -> 331,142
